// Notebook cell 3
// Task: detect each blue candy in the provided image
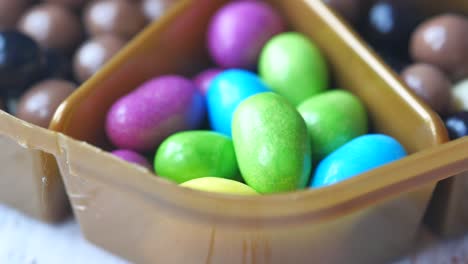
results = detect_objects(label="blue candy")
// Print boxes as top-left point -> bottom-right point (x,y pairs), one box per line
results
311,134 -> 407,187
206,69 -> 270,136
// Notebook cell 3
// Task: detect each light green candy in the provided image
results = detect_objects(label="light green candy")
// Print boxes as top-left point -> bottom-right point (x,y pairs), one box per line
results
298,90 -> 368,161
154,131 -> 240,184
259,32 -> 328,106
180,177 -> 258,195
232,92 -> 311,194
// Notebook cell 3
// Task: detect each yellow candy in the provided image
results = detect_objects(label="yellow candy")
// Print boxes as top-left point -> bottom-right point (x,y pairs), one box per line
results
180,177 -> 258,195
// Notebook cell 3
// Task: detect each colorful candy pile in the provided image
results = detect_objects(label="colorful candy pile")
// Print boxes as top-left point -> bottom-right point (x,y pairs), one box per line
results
0,0 -> 175,128
324,0 -> 468,141
106,0 -> 408,195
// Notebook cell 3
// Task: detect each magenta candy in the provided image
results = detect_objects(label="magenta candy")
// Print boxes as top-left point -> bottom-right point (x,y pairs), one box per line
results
106,75 -> 205,152
193,68 -> 223,95
111,149 -> 152,170
207,0 -> 285,69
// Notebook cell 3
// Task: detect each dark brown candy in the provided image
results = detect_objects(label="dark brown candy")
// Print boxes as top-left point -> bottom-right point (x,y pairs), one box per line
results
18,3 -> 83,53
16,79 -> 76,128
84,0 -> 147,40
400,63 -> 452,115
322,0 -> 362,24
44,0 -> 90,10
73,35 -> 126,82
0,0 -> 32,30
410,14 -> 468,82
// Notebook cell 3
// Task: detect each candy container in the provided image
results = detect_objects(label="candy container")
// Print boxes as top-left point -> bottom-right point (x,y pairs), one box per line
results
206,69 -> 269,136
312,134 -> 407,187
259,32 -> 328,106
111,149 -> 152,170
207,0 -> 285,69
106,75 -> 205,152
232,92 -> 311,194
155,131 -> 240,183
400,63 -> 452,115
297,90 -> 368,161
16,79 -> 76,128
180,177 -> 258,195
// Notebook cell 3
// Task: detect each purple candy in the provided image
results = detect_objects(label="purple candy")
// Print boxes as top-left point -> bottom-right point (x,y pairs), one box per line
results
106,75 -> 205,152
111,149 -> 152,170
207,0 -> 285,69
193,68 -> 223,95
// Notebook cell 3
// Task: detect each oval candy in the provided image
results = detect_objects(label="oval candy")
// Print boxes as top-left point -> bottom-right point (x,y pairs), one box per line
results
232,92 -> 311,194
155,131 -> 240,184
180,177 -> 258,195
311,134 -> 407,187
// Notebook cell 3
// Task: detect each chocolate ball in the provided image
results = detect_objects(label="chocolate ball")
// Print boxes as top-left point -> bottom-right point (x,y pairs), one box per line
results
0,0 -> 32,30
362,0 -> 422,57
141,0 -> 175,21
322,0 -> 362,24
44,0 -> 90,9
73,35 -> 126,82
84,0 -> 147,40
18,3 -> 82,53
16,79 -> 76,128
0,31 -> 43,97
400,63 -> 452,115
410,14 -> 468,82
445,112 -> 468,139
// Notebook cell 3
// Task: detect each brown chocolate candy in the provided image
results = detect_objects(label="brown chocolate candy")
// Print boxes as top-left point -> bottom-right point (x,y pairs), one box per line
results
410,14 -> 468,82
44,0 -> 90,10
73,35 -> 126,82
322,0 -> 362,24
84,0 -> 147,40
0,0 -> 32,30
16,79 -> 76,128
18,3 -> 83,53
141,0 -> 176,22
401,63 -> 452,115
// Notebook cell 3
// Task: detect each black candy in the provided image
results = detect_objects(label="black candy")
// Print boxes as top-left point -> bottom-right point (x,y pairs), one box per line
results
41,49 -> 72,80
0,31 -> 42,97
361,0 -> 423,58
445,112 -> 468,140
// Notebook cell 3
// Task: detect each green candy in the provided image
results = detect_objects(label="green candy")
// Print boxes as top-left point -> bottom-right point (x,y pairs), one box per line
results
298,90 -> 368,161
232,92 -> 311,194
180,177 -> 258,195
154,131 -> 240,184
259,32 -> 328,106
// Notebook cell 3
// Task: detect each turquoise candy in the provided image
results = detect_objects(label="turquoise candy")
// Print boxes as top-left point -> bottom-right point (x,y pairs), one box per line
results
311,134 -> 407,187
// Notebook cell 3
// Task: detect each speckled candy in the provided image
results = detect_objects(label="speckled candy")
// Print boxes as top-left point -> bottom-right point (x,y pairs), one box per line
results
111,149 -> 152,170
232,92 -> 311,194
259,32 -> 329,105
297,90 -> 368,161
180,177 -> 258,195
311,134 -> 407,187
193,68 -> 222,95
207,0 -> 285,69
106,75 -> 205,152
207,69 -> 270,136
154,131 -> 240,184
